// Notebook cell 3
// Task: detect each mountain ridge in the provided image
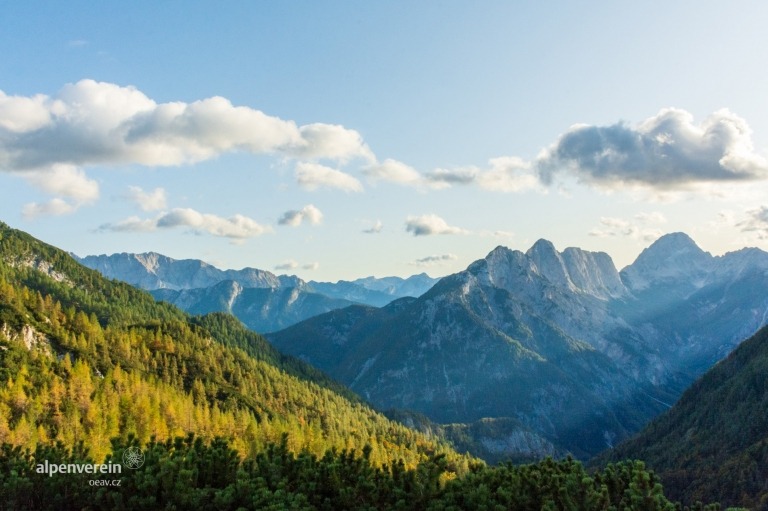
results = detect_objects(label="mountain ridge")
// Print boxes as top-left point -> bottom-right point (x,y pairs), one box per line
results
76,251 -> 440,332
269,232 -> 768,461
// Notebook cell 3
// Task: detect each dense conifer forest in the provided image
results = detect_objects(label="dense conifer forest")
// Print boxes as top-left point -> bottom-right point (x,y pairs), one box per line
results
596,324 -> 768,509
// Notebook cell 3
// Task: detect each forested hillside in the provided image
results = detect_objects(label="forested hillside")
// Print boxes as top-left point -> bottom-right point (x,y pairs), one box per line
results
597,324 -> 768,509
0,221 -> 466,469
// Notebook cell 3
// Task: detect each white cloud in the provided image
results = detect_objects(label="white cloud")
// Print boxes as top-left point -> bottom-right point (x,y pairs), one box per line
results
99,208 -> 271,239
476,157 -> 540,193
404,214 -> 468,236
424,167 -> 478,189
367,157 -> 540,193
410,254 -> 458,266
363,159 -> 422,186
20,164 -> 100,218
124,186 -> 167,211
0,91 -> 52,133
274,260 -> 318,271
98,215 -> 157,233
23,164 -> 99,203
277,204 -> 323,227
537,108 -> 768,189
362,220 -> 383,234
156,209 -> 270,239
292,123 -> 374,162
0,80 -> 374,173
275,260 -> 299,270
22,199 -> 77,219
295,162 -> 364,192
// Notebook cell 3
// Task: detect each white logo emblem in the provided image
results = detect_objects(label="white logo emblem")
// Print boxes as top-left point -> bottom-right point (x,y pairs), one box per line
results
122,446 -> 145,469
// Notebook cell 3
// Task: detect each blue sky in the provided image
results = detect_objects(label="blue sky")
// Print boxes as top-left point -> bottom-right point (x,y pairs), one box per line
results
2,1 -> 768,280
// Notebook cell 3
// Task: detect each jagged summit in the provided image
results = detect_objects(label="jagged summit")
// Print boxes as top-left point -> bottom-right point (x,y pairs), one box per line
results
480,239 -> 625,300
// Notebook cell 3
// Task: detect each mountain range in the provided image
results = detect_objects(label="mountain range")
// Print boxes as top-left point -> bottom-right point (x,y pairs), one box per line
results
2,221 -> 766,507
76,252 -> 438,332
268,233 -> 768,460
75,233 -> 768,463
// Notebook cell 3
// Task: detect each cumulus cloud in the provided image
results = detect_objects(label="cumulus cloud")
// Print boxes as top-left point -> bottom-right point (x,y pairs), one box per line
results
737,206 -> 768,239
0,91 -> 52,132
362,220 -> 383,234
0,80 -> 379,217
291,124 -> 374,162
410,254 -> 458,266
23,164 -> 99,203
404,214 -> 468,236
302,262 -> 320,270
124,186 -> 167,211
20,164 -> 100,218
537,108 -> 768,189
0,79 -> 373,173
277,204 -> 323,227
588,212 -> 667,241
295,162 -> 364,192
98,208 -> 271,239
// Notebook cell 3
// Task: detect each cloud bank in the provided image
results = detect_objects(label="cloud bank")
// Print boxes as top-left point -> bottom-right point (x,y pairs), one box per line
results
363,109 -> 768,194
4,82 -> 767,229
0,80 -> 373,173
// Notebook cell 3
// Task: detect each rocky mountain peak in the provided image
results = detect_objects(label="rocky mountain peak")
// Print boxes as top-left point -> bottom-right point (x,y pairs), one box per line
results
620,232 -> 714,292
526,239 -> 573,289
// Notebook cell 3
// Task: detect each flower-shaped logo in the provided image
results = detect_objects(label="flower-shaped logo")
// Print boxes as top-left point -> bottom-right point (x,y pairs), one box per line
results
122,446 -> 145,469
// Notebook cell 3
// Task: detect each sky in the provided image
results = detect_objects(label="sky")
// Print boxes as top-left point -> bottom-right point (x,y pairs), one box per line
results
2,1 -> 768,281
